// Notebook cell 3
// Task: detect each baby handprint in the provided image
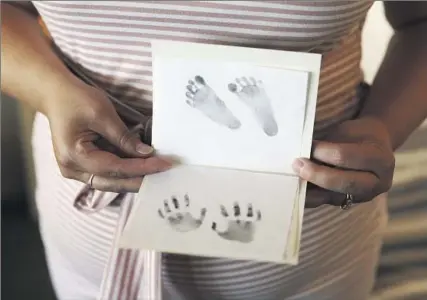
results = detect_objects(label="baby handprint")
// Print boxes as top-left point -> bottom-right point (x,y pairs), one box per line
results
211,202 -> 262,243
158,194 -> 207,233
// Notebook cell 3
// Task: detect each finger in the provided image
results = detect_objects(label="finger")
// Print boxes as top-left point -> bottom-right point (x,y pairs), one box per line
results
305,187 -> 341,208
77,172 -> 143,193
164,200 -> 171,213
184,194 -> 190,207
93,132 -> 144,159
92,110 -> 154,157
304,200 -> 324,208
242,77 -> 250,85
247,203 -> 254,217
311,141 -> 384,177
172,196 -> 179,209
304,183 -> 328,208
306,186 -> 366,207
256,210 -> 261,221
233,202 -> 241,216
199,208 -> 207,220
220,205 -> 229,217
293,158 -> 378,196
75,142 -> 172,177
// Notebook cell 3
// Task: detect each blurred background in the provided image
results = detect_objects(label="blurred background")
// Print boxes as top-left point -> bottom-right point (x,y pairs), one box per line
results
1,2 -> 426,300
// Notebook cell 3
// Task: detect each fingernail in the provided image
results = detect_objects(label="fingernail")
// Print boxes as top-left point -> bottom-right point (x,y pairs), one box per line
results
160,158 -> 173,167
136,143 -> 153,155
158,160 -> 173,171
160,156 -> 178,167
161,155 -> 181,165
292,159 -> 304,174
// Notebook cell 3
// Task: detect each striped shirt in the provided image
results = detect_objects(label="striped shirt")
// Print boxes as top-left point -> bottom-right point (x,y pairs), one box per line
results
29,1 -> 389,299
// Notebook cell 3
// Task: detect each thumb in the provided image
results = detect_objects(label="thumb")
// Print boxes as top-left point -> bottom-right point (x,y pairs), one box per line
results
95,112 -> 153,157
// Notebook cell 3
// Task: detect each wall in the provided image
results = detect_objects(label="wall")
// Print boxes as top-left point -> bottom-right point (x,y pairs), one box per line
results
1,94 -> 28,203
361,2 -> 393,84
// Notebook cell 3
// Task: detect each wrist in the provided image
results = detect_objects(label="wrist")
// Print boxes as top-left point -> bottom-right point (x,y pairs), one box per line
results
41,69 -> 90,116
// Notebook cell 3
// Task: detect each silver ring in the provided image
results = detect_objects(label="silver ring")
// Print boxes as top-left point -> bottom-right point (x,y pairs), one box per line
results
340,193 -> 354,210
88,174 -> 95,189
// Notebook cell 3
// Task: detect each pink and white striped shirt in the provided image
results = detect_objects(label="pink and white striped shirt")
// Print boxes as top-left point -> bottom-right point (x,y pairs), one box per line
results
29,1 -> 388,299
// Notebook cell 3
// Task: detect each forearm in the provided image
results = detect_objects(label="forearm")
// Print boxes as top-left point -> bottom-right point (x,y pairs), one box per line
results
1,3 -> 79,114
359,21 -> 427,150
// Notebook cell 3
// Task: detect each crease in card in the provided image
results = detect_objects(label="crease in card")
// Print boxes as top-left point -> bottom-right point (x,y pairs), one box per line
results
120,41 -> 321,264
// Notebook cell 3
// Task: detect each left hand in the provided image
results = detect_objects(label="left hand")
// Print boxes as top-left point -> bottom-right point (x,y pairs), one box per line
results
292,117 -> 396,208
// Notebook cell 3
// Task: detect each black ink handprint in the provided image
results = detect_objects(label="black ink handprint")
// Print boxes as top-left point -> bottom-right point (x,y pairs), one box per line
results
211,202 -> 262,243
158,194 -> 207,233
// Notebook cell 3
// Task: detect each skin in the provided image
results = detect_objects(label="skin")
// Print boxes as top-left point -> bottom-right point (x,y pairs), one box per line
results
293,2 -> 427,207
1,2 -> 172,193
2,2 -> 426,204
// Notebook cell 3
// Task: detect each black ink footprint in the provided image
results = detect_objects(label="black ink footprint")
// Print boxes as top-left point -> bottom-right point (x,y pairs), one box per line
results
228,76 -> 278,137
186,75 -> 241,129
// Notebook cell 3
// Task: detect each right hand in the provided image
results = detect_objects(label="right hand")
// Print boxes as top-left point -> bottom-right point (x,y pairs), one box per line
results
44,77 -> 172,193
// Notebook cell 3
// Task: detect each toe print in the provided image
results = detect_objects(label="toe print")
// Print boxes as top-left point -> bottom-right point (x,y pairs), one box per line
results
212,202 -> 262,243
228,76 -> 278,137
185,75 -> 241,130
158,194 -> 207,233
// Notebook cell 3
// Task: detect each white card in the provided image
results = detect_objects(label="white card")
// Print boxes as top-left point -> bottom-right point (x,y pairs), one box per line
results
120,165 -> 298,263
120,41 -> 321,264
152,59 -> 309,174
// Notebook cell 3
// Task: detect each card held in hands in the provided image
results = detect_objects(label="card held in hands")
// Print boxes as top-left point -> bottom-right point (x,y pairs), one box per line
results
120,41 -> 321,264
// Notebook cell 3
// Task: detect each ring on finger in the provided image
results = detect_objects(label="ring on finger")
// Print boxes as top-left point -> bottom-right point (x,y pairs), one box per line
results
87,174 -> 95,189
340,193 -> 354,210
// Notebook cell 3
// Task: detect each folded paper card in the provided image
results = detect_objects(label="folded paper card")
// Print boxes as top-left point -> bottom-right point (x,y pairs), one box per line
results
120,40 -> 321,264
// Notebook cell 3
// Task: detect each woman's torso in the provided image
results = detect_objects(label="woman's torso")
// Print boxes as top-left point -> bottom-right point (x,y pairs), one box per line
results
34,1 -> 372,135
32,2 -> 389,300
